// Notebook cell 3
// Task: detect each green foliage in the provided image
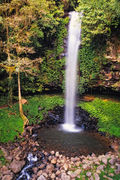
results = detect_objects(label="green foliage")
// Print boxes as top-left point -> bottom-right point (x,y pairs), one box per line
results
39,57 -> 65,89
0,0 -> 67,95
0,95 -> 64,142
78,45 -> 100,94
0,107 -> 23,143
0,150 -> 7,166
54,17 -> 69,57
0,95 -> 8,106
77,0 -> 120,44
23,95 -> 64,124
79,98 -> 120,137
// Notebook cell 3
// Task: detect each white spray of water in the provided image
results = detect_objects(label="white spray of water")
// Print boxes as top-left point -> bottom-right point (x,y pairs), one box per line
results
62,11 -> 82,132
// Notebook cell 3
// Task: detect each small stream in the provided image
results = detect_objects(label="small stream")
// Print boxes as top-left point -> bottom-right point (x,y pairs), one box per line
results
16,153 -> 38,180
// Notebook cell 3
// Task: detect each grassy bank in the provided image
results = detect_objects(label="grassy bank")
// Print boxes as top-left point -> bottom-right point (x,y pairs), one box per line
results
0,95 -> 64,143
79,98 -> 120,137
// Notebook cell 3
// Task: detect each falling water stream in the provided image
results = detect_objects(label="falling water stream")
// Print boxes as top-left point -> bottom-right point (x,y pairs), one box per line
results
62,11 -> 82,132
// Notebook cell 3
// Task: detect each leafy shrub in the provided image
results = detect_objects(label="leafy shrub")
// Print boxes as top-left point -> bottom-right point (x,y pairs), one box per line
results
79,98 -> 120,137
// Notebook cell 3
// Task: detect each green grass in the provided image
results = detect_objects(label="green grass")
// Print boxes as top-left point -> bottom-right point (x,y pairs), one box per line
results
79,98 -> 120,137
0,108 -> 23,143
23,95 -> 64,125
0,95 -> 64,142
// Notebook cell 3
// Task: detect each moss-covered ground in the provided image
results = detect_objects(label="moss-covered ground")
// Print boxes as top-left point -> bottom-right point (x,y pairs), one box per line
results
79,98 -> 120,137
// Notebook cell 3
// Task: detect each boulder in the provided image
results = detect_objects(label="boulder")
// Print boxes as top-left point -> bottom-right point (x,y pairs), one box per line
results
37,175 -> 46,180
9,159 -> 25,173
2,174 -> 13,180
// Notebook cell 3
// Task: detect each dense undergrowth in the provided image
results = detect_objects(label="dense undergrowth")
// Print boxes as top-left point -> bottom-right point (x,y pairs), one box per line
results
79,98 -> 120,137
0,95 -> 64,143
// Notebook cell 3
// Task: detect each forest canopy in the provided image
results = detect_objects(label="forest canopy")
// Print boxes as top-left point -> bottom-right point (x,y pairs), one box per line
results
0,0 -> 120,96
77,0 -> 120,44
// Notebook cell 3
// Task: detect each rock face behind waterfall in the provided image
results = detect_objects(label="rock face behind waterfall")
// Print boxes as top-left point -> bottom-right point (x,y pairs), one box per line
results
90,35 -> 120,93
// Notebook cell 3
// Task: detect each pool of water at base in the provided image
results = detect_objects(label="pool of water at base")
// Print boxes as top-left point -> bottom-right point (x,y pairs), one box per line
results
37,125 -> 111,157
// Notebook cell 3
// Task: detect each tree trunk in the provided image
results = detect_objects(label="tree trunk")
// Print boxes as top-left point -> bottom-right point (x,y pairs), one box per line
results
18,70 -> 29,130
8,71 -> 13,107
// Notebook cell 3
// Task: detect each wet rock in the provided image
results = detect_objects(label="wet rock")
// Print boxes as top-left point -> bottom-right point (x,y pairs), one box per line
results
90,176 -> 94,180
82,164 -> 90,170
116,163 -> 120,172
109,158 -> 116,165
33,167 -> 38,174
42,173 -> 48,178
51,151 -> 55,155
46,164 -> 54,172
37,170 -> 42,176
63,163 -> 69,171
48,156 -> 52,161
86,171 -> 92,177
94,173 -> 100,180
51,157 -> 57,164
9,159 -> 25,173
97,165 -> 104,171
2,174 -> 13,180
6,156 -> 13,162
56,170 -> 61,176
75,161 -> 81,167
71,157 -> 78,162
74,169 -> 81,176
39,163 -> 46,169
96,170 -> 101,174
51,173 -> 56,179
60,158 -> 66,164
67,171 -> 77,178
101,157 -> 107,165
55,151 -> 60,157
61,173 -> 70,180
0,166 -> 10,175
37,175 -> 46,180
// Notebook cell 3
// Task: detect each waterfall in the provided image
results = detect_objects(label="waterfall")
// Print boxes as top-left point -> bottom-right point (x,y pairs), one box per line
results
62,11 -> 82,132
